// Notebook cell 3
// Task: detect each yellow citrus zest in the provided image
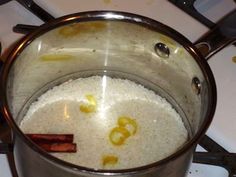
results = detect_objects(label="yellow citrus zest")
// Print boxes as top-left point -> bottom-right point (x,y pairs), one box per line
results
118,116 -> 137,135
109,127 -> 131,146
80,94 -> 97,113
102,155 -> 118,167
86,95 -> 97,106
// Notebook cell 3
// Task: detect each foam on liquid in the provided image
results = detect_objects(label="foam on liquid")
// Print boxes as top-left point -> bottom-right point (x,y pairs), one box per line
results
20,76 -> 188,169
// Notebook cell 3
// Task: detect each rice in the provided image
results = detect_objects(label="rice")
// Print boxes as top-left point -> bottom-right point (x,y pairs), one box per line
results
20,76 -> 188,169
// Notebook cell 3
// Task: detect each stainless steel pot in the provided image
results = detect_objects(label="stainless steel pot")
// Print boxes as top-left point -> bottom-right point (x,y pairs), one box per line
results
0,10 -> 235,177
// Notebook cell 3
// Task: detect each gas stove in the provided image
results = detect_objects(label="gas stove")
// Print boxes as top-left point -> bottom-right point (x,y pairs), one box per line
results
0,1 -> 236,177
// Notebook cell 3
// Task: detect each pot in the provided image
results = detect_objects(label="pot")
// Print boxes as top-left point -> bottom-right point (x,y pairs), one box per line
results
0,10 -> 235,177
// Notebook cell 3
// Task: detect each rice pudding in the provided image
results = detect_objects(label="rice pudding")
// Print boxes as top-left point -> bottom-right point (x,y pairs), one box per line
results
20,76 -> 188,169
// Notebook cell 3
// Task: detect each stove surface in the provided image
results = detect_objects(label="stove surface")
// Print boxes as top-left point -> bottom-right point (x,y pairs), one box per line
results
0,1 -> 235,177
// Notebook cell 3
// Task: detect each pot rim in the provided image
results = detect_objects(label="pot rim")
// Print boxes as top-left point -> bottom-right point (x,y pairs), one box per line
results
0,11 -> 217,175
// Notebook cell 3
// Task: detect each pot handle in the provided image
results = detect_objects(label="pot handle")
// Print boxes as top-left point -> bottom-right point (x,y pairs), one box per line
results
194,9 -> 236,60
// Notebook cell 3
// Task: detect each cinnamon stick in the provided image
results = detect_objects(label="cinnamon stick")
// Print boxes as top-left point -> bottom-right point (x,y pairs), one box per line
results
26,134 -> 74,143
26,134 -> 77,153
36,142 -> 77,153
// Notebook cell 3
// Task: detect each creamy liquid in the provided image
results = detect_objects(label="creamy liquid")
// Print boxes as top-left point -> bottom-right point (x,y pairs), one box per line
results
20,76 -> 188,169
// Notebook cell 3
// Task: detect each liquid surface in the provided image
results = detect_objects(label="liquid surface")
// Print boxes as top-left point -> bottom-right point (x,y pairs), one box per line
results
20,76 -> 188,169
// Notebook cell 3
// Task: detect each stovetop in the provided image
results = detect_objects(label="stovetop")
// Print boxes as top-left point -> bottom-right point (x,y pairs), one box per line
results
0,1 -> 236,177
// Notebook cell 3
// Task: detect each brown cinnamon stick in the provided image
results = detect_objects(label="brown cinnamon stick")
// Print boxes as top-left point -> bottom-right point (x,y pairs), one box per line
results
26,134 -> 74,143
36,142 -> 77,153
26,134 -> 77,153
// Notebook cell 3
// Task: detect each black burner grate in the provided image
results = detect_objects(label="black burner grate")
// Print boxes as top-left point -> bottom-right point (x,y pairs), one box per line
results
196,136 -> 236,177
168,0 -> 215,28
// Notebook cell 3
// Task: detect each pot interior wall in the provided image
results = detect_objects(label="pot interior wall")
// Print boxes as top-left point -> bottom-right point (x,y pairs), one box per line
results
7,20 -> 207,142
